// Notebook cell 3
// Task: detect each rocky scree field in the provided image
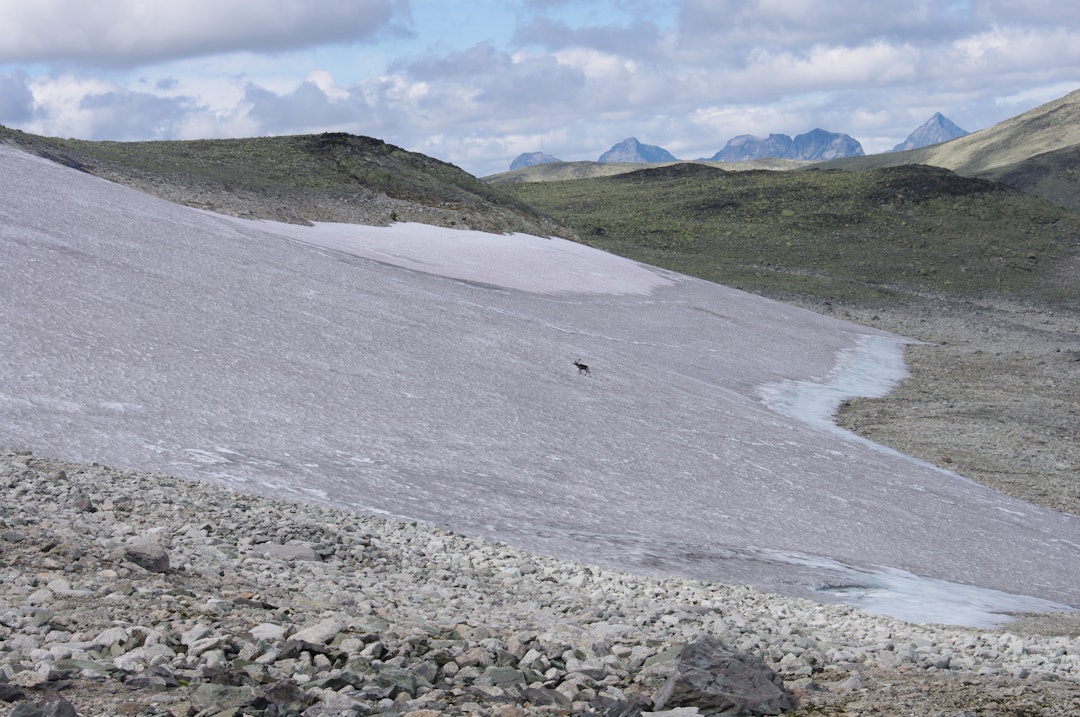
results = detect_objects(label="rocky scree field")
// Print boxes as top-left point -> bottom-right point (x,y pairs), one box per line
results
3,451 -> 1080,717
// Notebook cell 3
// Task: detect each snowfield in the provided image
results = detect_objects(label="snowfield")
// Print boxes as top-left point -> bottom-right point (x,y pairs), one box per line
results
2,145 -> 1078,626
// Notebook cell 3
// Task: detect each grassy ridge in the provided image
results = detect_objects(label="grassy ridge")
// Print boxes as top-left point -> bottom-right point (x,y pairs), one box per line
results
501,162 -> 1080,304
484,158 -> 809,183
0,126 -> 568,235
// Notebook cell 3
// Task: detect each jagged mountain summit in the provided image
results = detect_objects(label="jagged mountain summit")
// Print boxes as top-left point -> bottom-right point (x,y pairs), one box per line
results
510,151 -> 562,170
709,133 -> 796,162
599,137 -> 677,163
892,113 -> 969,151
709,129 -> 864,162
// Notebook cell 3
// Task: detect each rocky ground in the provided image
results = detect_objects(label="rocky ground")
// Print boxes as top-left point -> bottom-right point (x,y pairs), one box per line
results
2,451 -> 1080,717
831,295 -> 1080,519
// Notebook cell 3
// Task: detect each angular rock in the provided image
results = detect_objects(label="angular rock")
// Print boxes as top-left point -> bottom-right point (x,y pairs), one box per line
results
477,665 -> 527,689
276,639 -> 345,664
301,692 -> 368,716
9,693 -> 78,717
116,543 -> 169,573
51,658 -> 119,678
369,666 -> 422,698
113,643 -> 176,672
256,680 -> 314,710
125,665 -> 180,691
188,682 -> 256,710
289,619 -> 345,644
593,695 -> 651,717
9,667 -> 52,689
250,622 -> 287,642
651,637 -> 796,716
522,687 -> 572,709
0,683 -> 26,702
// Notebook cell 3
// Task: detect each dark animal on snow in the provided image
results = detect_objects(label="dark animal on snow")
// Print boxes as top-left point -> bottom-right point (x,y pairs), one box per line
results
573,359 -> 591,376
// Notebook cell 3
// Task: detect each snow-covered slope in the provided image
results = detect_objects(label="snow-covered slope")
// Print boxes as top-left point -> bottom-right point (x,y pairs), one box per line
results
2,145 -> 1078,625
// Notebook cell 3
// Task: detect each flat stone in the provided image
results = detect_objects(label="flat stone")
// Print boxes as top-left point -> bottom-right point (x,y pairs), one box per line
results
250,622 -> 287,642
289,620 -> 345,645
188,682 -> 256,709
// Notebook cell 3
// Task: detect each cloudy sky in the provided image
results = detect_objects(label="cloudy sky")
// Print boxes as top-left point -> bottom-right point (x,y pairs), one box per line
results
1,0 -> 1078,177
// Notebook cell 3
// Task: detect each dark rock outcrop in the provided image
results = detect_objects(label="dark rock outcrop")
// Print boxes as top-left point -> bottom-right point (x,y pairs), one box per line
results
651,637 -> 797,716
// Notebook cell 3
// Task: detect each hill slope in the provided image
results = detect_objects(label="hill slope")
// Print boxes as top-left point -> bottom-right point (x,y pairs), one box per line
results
0,125 -> 570,238
809,90 -> 1080,176
485,157 -> 809,183
501,162 -> 1080,304
978,143 -> 1080,214
917,88 -> 1080,174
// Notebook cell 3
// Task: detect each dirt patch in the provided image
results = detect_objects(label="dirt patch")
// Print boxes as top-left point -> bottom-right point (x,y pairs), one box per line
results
825,296 -> 1079,518
790,667 -> 1080,716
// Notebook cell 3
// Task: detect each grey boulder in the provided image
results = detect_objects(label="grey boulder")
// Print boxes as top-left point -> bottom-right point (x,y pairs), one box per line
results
651,637 -> 796,716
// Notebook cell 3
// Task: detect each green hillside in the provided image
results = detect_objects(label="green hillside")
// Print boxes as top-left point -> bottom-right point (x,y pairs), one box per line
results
502,162 -> 1080,305
485,158 -> 809,183
0,126 -> 569,237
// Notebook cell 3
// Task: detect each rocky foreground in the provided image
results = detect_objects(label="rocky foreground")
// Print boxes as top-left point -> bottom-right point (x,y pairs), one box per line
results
2,450 -> 1080,716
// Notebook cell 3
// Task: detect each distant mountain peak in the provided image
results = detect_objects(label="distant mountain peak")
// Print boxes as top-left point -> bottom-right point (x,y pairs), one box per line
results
510,152 -> 562,171
892,113 -> 969,152
599,137 -> 677,163
709,129 -> 863,162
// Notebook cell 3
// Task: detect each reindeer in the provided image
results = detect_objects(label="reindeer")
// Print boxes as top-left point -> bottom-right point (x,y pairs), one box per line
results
573,359 -> 591,376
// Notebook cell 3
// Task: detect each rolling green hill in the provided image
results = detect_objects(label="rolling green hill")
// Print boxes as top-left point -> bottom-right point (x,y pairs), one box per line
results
978,144 -> 1080,214
485,157 -> 808,183
501,162 -> 1080,305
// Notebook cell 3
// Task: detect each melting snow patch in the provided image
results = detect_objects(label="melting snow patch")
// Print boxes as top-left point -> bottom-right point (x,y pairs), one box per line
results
218,218 -> 675,295
757,333 -> 980,483
758,334 -> 910,432
765,549 -> 1076,627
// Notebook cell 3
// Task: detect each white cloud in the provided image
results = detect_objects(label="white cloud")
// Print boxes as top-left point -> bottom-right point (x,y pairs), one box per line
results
0,0 -> 1078,176
0,0 -> 407,67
